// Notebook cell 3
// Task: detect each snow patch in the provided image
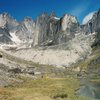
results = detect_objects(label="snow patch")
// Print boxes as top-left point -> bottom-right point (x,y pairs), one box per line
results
92,32 -> 96,35
10,32 -> 22,43
82,11 -> 95,24
54,17 -> 60,20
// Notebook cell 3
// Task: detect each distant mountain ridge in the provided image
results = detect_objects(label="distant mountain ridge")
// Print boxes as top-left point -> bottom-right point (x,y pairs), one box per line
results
0,9 -> 99,48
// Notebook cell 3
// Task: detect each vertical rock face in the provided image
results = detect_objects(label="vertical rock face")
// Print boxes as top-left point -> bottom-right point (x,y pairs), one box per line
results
33,13 -> 50,46
61,14 -> 78,31
33,13 -> 61,46
82,9 -> 100,34
57,14 -> 80,44
33,13 -> 80,46
0,9 -> 99,47
81,10 -> 100,47
91,29 -> 100,47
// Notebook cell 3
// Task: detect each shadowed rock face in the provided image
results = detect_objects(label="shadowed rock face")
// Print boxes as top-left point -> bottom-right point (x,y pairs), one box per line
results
33,13 -> 80,46
91,29 -> 100,47
0,9 -> 99,47
33,10 -> 100,47
0,28 -> 12,43
0,12 -> 17,43
80,9 -> 100,49
89,9 -> 100,33
81,9 -> 100,34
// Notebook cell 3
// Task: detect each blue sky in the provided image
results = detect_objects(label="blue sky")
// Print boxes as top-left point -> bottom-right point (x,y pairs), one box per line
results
0,0 -> 100,23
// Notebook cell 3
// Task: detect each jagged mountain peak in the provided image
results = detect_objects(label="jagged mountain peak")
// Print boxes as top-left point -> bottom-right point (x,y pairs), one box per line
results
50,12 -> 56,17
1,12 -> 10,18
23,16 -> 34,22
38,12 -> 49,19
0,12 -> 19,30
93,8 -> 100,17
93,9 -> 100,21
61,13 -> 78,32
22,16 -> 35,27
0,12 -> 18,22
62,14 -> 78,23
0,9 -> 99,49
82,9 -> 100,34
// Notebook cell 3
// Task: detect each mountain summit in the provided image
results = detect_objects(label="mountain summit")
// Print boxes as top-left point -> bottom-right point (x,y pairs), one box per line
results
0,9 -> 100,100
0,9 -> 99,67
0,10 -> 99,47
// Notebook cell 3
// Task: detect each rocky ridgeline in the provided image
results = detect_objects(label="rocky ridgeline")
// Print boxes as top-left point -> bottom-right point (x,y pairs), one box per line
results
0,11 -> 83,46
0,9 -> 99,67
0,9 -> 99,88
0,10 -> 99,47
0,10 -> 99,46
33,13 -> 80,46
